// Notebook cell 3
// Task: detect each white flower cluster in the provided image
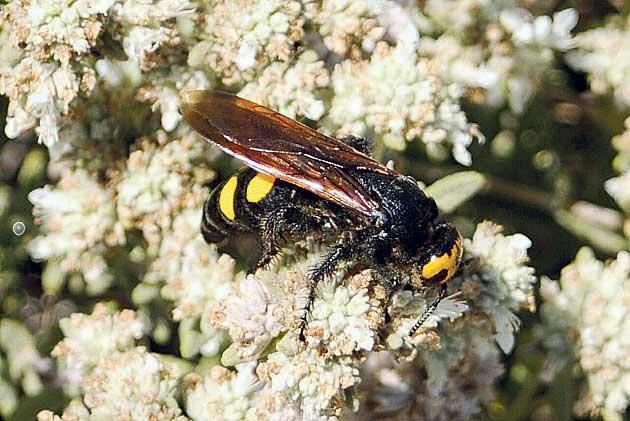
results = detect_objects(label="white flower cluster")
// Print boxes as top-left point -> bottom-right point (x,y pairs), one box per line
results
238,50 -> 330,121
0,0 -> 105,147
0,54 -> 85,147
253,271 -> 385,418
258,342 -> 362,419
0,0 -> 193,146
150,210 -> 235,318
26,129 -> 222,297
83,348 -> 187,420
183,363 -> 261,420
188,0 -> 309,86
349,334 -> 504,421
28,168 -> 125,295
324,42 -> 482,165
115,131 -> 214,250
155,210 -> 236,358
566,14 -> 630,108
210,247 -> 385,418
462,221 -> 536,353
50,304 -> 146,395
311,0 -> 387,58
540,248 -> 630,418
110,0 -> 194,71
40,347 -> 188,421
306,277 -> 378,354
210,274 -> 286,366
418,2 -> 578,113
0,0 -> 110,64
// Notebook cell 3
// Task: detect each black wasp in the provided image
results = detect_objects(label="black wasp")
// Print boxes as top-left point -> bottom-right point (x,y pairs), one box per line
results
180,91 -> 463,340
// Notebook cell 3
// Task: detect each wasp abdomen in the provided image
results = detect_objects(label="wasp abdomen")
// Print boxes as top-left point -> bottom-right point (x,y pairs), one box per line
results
201,168 -> 278,243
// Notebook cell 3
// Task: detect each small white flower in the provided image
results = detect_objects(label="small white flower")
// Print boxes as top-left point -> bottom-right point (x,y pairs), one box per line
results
183,362 -> 261,421
83,347 -> 187,420
540,248 -> 630,418
28,168 -> 124,294
605,172 -> 630,212
463,221 -> 536,353
189,0 -> 306,86
566,18 -> 630,107
238,50 -> 330,121
324,42 -> 481,165
51,304 -> 147,395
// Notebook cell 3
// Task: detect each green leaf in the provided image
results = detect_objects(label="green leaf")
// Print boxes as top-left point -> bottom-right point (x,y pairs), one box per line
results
7,388 -> 66,421
178,318 -> 202,359
17,148 -> 47,188
554,209 -> 628,254
546,363 -> 575,421
425,171 -> 487,213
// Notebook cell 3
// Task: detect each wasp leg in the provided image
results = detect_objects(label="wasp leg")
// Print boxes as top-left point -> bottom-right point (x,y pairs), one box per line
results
256,206 -> 324,271
408,284 -> 447,337
256,207 -> 302,270
339,135 -> 373,155
255,211 -> 285,271
372,266 -> 405,325
299,241 -> 355,341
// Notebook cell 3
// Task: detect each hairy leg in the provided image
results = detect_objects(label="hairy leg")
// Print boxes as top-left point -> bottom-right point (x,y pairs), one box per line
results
256,207 -> 316,270
299,239 -> 357,340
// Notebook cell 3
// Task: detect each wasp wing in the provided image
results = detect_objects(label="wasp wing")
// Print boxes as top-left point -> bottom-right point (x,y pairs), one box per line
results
180,90 -> 397,217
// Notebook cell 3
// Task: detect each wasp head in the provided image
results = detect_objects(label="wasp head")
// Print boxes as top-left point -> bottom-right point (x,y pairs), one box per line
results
411,222 -> 463,289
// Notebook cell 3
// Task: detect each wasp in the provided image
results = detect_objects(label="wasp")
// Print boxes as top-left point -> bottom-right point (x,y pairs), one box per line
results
180,91 -> 463,340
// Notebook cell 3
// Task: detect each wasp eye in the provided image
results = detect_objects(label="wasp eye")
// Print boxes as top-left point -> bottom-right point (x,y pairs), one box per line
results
420,224 -> 463,285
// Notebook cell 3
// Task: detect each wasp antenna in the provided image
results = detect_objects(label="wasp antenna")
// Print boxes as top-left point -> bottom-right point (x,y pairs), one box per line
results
408,284 -> 448,338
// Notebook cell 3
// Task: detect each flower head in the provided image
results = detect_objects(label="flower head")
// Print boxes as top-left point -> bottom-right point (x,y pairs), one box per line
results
51,304 -> 146,395
540,248 -> 630,418
82,347 -> 187,420
188,0 -> 308,86
28,168 -> 124,294
323,41 -> 481,165
462,221 -> 536,352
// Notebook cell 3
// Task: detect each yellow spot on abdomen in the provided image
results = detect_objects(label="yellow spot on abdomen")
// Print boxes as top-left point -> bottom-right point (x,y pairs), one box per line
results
219,176 -> 238,221
422,239 -> 462,283
246,173 -> 276,203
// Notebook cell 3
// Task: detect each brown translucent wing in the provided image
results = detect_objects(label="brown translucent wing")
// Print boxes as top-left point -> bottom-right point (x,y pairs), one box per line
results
180,90 -> 397,217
